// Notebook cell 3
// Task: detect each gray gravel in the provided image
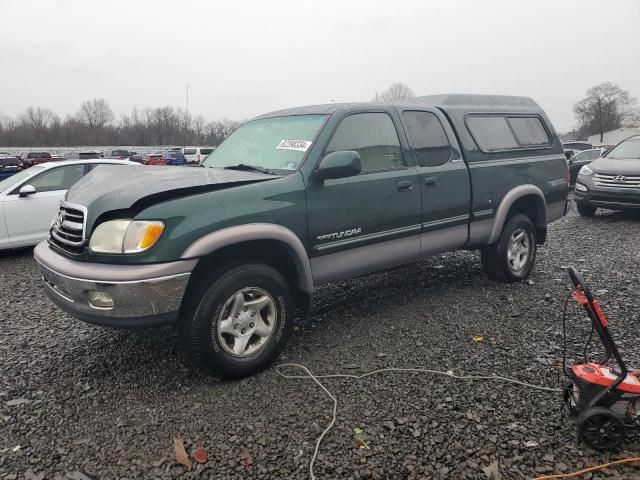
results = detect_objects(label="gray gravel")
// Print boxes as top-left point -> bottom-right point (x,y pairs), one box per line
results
2,204 -> 640,479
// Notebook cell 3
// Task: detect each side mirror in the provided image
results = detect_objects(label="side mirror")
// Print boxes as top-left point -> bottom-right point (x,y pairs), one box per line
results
315,151 -> 361,180
19,184 -> 36,197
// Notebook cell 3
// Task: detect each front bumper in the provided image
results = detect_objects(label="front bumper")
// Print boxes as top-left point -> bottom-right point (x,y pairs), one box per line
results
574,181 -> 640,210
34,241 -> 197,328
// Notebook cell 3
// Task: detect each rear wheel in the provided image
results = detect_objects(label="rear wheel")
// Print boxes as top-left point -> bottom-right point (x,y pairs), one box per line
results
179,263 -> 293,379
481,213 -> 537,283
578,407 -> 625,451
577,203 -> 597,217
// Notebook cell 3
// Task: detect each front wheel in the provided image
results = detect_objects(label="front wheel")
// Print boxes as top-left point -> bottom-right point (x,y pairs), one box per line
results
576,203 -> 597,217
578,407 -> 625,451
179,263 -> 294,379
481,213 -> 537,283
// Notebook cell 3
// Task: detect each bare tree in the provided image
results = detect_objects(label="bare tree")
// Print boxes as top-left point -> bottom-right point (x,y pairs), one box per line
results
574,82 -> 638,142
19,107 -> 58,145
372,82 -> 415,103
77,98 -> 114,143
192,114 -> 207,144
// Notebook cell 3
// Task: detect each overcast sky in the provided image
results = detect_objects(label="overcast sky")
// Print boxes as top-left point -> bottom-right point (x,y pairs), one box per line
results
1,0 -> 639,132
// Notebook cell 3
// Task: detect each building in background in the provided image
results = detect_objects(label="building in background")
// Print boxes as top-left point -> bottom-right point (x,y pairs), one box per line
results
588,126 -> 640,146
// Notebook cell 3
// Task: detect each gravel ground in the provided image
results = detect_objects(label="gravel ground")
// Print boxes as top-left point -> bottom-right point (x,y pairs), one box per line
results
2,204 -> 640,480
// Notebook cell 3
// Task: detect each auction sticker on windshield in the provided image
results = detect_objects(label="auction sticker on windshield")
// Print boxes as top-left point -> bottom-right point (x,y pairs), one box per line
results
276,139 -> 312,152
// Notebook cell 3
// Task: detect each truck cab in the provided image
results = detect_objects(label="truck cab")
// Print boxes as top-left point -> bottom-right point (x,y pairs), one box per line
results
35,94 -> 568,378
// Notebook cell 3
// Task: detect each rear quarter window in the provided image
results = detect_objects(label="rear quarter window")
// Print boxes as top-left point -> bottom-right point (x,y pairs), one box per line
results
183,149 -> 197,155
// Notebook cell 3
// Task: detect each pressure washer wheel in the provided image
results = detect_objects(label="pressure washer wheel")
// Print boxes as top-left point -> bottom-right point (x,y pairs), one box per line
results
577,407 -> 625,451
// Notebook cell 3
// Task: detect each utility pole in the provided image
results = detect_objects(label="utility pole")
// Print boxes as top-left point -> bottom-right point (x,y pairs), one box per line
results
184,85 -> 189,147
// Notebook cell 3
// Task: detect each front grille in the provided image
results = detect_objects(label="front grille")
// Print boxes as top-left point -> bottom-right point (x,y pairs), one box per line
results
593,173 -> 640,189
49,202 -> 87,254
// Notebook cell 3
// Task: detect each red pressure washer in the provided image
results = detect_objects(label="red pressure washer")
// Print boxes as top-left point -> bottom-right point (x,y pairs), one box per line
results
563,267 -> 640,450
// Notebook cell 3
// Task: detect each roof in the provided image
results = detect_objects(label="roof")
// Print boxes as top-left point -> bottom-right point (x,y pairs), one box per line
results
254,94 -> 541,119
32,159 -> 135,169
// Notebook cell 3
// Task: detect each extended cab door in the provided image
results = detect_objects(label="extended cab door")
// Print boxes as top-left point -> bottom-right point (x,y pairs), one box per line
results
3,164 -> 86,246
399,109 -> 471,255
305,110 -> 422,285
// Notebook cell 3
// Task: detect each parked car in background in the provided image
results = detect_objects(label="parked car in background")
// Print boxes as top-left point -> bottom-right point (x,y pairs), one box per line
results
0,156 -> 23,179
575,135 -> 640,216
23,152 -> 53,167
130,154 -> 143,163
182,146 -> 215,163
65,151 -> 102,160
142,153 -> 166,165
568,148 -> 601,185
0,159 -> 134,250
163,150 -> 187,165
104,149 -> 133,160
563,141 -> 593,160
34,94 -> 568,378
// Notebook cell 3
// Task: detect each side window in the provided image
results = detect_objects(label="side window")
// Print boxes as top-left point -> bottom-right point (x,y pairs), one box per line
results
403,111 -> 452,167
466,116 -> 519,151
507,116 -> 550,146
28,165 -> 85,193
325,113 -> 403,173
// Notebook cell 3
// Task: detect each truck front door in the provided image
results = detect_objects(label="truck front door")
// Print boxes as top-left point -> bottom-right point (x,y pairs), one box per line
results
306,110 -> 422,285
399,109 -> 471,255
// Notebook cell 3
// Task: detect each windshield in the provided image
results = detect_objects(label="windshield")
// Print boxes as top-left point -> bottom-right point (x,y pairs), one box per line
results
28,152 -> 51,158
0,166 -> 44,193
203,114 -> 327,172
0,158 -> 19,166
564,142 -> 591,151
574,150 -> 600,162
605,138 -> 640,160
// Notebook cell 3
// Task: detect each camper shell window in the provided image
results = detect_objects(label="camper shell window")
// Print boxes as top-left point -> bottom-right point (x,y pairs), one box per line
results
465,114 -> 551,152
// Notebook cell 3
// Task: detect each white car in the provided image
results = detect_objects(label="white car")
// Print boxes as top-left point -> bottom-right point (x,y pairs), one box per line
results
181,146 -> 215,163
0,159 -> 133,250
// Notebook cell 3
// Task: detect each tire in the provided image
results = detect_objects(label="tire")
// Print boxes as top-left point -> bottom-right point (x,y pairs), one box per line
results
481,213 -> 537,283
578,407 -> 625,451
577,203 -> 597,217
179,263 -> 293,379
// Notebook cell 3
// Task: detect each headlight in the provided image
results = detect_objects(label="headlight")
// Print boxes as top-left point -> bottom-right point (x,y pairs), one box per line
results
89,220 -> 165,254
575,183 -> 588,192
578,165 -> 593,176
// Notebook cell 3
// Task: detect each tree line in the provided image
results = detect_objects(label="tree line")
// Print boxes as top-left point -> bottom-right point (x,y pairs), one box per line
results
3,82 -> 636,147
0,99 -> 241,147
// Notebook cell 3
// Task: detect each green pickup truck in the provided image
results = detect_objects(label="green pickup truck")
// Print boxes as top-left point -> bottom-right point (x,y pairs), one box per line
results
35,94 -> 569,377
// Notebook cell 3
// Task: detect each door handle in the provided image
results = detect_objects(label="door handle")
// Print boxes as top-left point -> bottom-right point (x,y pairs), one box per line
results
424,177 -> 439,188
396,181 -> 413,192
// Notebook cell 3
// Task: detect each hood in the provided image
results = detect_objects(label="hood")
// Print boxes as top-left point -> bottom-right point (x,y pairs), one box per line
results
589,157 -> 640,175
66,164 -> 278,223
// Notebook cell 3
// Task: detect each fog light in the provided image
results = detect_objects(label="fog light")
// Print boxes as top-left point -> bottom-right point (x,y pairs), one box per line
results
87,290 -> 114,309
575,183 -> 587,192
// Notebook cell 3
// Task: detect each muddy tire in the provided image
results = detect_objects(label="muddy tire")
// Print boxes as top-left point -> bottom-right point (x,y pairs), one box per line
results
179,263 -> 293,379
481,213 -> 537,283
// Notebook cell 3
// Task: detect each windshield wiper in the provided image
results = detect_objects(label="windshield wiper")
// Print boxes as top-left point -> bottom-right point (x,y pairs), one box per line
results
223,164 -> 278,175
